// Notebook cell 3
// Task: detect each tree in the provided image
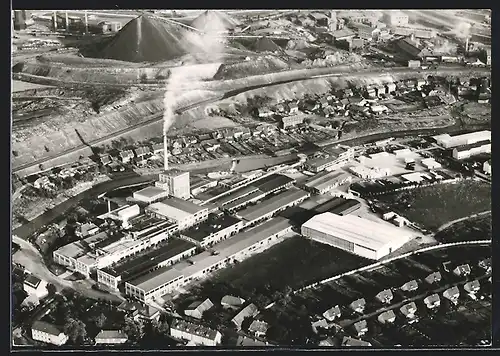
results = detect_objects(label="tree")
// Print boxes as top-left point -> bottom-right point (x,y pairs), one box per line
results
46,283 -> 57,296
93,313 -> 107,329
122,318 -> 144,342
64,318 -> 87,344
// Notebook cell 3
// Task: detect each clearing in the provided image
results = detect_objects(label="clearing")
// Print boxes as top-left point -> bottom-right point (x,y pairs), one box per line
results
374,179 -> 491,231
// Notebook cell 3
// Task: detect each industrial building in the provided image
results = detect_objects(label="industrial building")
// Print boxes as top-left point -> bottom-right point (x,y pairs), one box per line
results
97,238 -> 196,290
303,170 -> 353,195
155,170 -> 191,200
235,187 -> 310,226
384,11 -> 409,26
305,147 -> 354,173
99,204 -> 141,229
94,330 -> 128,345
452,140 -> 491,160
181,214 -> 244,247
281,114 -> 306,129
301,213 -> 413,259
145,197 -> 208,230
125,218 -> 293,303
421,158 -> 442,169
349,165 -> 391,179
170,319 -> 222,346
432,130 -> 491,149
133,186 -> 169,204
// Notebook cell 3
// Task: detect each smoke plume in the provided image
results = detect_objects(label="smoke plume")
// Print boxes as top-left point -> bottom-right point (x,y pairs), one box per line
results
162,14 -> 228,137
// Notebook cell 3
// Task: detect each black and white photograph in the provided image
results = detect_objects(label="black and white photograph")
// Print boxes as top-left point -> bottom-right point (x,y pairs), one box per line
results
11,8 -> 492,349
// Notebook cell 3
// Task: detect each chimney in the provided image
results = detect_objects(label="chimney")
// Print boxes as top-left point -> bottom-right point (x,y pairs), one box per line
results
84,10 -> 88,34
65,11 -> 69,31
164,135 -> 169,171
465,37 -> 469,55
53,11 -> 58,30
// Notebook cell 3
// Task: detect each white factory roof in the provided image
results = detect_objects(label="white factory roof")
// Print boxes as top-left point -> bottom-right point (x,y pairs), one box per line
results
134,186 -> 167,199
432,130 -> 491,147
302,213 -> 411,250
401,172 -> 425,183
146,201 -> 195,221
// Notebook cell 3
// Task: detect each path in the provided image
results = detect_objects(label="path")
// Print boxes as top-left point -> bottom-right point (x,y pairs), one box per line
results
434,210 -> 491,233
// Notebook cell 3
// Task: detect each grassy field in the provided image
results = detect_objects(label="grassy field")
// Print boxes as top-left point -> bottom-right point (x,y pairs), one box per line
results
375,179 -> 491,231
434,213 -> 492,243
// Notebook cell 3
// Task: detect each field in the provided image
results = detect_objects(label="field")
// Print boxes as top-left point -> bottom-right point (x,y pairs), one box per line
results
12,80 -> 54,92
266,244 -> 491,346
375,179 -> 491,231
434,213 -> 492,243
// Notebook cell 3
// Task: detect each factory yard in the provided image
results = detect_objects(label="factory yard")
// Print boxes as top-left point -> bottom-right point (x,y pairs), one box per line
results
374,179 -> 491,231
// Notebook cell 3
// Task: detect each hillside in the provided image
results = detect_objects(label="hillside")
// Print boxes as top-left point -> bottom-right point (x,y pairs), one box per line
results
191,10 -> 241,31
213,55 -> 290,80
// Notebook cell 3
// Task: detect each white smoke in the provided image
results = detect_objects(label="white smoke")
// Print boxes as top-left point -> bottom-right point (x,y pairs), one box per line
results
162,12 -> 228,136
452,21 -> 471,39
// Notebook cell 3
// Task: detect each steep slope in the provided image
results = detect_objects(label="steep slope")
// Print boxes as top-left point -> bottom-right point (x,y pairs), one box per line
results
252,36 -> 284,53
96,14 -> 188,63
190,10 -> 240,31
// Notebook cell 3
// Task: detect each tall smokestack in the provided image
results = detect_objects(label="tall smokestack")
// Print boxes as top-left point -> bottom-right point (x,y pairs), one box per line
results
65,11 -> 69,31
84,10 -> 88,34
465,37 -> 469,55
53,11 -> 57,30
164,135 -> 169,171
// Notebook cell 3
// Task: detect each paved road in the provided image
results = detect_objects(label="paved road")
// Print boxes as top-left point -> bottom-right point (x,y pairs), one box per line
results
12,235 -> 124,303
13,65 -> 489,176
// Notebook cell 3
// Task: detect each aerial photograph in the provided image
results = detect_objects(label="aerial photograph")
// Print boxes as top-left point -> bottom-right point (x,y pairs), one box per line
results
11,9 -> 492,349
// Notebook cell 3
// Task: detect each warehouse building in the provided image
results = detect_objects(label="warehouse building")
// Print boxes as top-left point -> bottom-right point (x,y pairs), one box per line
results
181,214 -> 244,247
432,130 -> 491,148
421,158 -> 441,169
146,197 -> 209,230
305,148 -> 354,173
170,319 -> 222,346
329,199 -> 362,216
281,114 -> 306,129
125,218 -> 293,303
31,321 -> 68,346
303,170 -> 353,195
100,204 -> 141,229
236,187 -> 310,227
133,186 -> 169,204
215,186 -> 261,208
221,189 -> 267,213
452,140 -> 491,160
301,213 -> 413,259
97,238 -> 196,290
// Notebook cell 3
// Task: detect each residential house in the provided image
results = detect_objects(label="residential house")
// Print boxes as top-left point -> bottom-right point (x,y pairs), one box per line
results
342,336 -> 372,347
323,305 -> 341,322
370,104 -> 390,115
365,86 -> 377,98
184,298 -> 214,320
401,280 -> 418,292
343,89 -> 354,97
443,286 -> 460,304
235,335 -> 270,346
221,295 -> 246,310
23,274 -> 49,300
231,303 -> 259,330
478,258 -> 491,273
453,264 -> 471,277
311,318 -> 329,334
353,320 -> 368,337
375,289 -> 394,304
120,150 -> 134,163
319,97 -> 330,108
31,321 -> 68,346
385,83 -> 397,94
377,310 -> 396,325
464,280 -> 480,295
33,176 -> 56,191
289,101 -> 300,114
425,271 -> 442,285
350,298 -> 366,313
281,114 -> 305,129
95,330 -> 128,345
400,302 -> 418,320
248,320 -> 269,337
118,301 -> 161,323
323,106 -> 336,117
152,143 -> 164,154
100,154 -> 112,166
257,107 -> 274,118
423,293 -> 441,309
170,319 -> 222,346
319,337 -> 335,346
22,293 -> 40,309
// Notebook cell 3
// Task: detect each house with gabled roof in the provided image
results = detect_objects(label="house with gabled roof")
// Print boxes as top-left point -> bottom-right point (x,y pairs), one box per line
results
443,286 -> 460,304
119,150 -> 134,163
377,310 -> 396,324
464,280 -> 480,295
424,293 -> 441,309
23,274 -> 49,300
453,264 -> 471,277
425,271 -> 442,285
350,298 -> 366,313
401,280 -> 418,292
323,305 -> 341,322
95,330 -> 128,345
342,336 -> 372,347
375,289 -> 394,304
184,298 -> 214,320
311,318 -> 330,334
400,302 -> 418,320
353,320 -> 368,337
231,303 -> 259,330
221,295 -> 246,310
31,321 -> 68,346
248,320 -> 269,337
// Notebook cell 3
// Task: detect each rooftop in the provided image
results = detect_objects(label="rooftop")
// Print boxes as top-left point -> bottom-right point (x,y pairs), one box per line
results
182,215 -> 242,242
454,139 -> 491,152
24,274 -> 42,289
237,187 -> 309,222
223,190 -> 266,212
232,303 -> 259,328
101,238 -> 195,280
171,319 -> 220,340
251,173 -> 295,193
134,186 -> 167,199
303,213 -> 413,250
304,170 -> 352,191
32,321 -> 63,336
216,186 -> 263,206
95,330 -> 128,340
127,265 -> 184,293
161,197 -> 206,215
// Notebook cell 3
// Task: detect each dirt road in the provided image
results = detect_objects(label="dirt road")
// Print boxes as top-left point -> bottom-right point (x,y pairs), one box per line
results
434,210 -> 491,234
